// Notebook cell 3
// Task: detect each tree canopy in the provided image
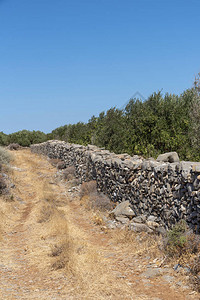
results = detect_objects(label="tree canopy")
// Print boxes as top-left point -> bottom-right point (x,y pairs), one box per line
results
1,81 -> 200,161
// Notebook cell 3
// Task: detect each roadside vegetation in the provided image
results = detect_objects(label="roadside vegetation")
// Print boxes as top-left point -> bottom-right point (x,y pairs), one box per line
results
1,73 -> 200,161
0,146 -> 13,165
0,130 -> 48,147
50,73 -> 200,161
0,146 -> 14,242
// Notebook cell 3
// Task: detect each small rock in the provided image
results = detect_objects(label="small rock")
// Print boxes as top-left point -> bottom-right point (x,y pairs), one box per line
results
162,275 -> 175,283
115,216 -> 129,224
140,268 -> 161,279
146,221 -> 160,229
132,215 -> 147,223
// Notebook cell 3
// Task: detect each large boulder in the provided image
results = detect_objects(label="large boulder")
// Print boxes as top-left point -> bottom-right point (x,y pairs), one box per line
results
156,152 -> 179,163
129,222 -> 153,233
110,200 -> 135,219
7,143 -> 20,150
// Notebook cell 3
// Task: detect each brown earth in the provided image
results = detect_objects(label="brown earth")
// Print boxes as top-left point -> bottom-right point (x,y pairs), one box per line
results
0,149 -> 199,300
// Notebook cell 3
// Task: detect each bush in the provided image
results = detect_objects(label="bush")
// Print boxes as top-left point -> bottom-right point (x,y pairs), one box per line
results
0,175 -> 6,192
80,180 -> 114,212
165,220 -> 187,257
80,181 -> 97,199
165,220 -> 200,258
63,166 -> 76,180
89,192 -> 114,211
56,161 -> 66,170
0,146 -> 12,165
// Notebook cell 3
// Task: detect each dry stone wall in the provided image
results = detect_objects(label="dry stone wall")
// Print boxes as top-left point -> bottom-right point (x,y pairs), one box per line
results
31,140 -> 200,232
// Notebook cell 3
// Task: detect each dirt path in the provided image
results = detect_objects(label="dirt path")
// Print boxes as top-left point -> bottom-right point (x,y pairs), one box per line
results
0,149 -> 199,300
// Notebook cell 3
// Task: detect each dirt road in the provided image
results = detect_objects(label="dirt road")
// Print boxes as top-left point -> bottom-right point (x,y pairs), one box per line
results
0,150 -> 199,299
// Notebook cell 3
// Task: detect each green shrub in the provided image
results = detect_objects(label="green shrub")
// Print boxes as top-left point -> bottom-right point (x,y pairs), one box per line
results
165,220 -> 188,257
0,146 -> 13,165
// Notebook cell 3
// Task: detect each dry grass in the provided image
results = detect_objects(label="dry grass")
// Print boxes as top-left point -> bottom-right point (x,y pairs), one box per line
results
49,158 -> 62,167
0,211 -> 3,241
80,181 -> 114,212
4,149 -> 129,298
0,146 -> 13,165
62,166 -> 76,180
0,195 -> 18,241
60,213 -> 133,299
0,151 -> 16,240
111,227 -> 163,259
33,179 -> 133,298
80,180 -> 97,198
4,149 -> 197,299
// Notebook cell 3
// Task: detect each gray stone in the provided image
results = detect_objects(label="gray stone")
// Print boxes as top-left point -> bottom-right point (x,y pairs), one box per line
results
155,226 -> 166,236
156,152 -> 180,163
115,216 -> 129,224
162,275 -> 175,283
110,201 -> 135,218
140,268 -> 161,279
147,215 -> 157,222
146,221 -> 160,229
132,215 -> 147,223
129,222 -> 153,233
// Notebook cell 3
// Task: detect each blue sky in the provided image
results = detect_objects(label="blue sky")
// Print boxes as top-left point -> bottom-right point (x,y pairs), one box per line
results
0,0 -> 199,133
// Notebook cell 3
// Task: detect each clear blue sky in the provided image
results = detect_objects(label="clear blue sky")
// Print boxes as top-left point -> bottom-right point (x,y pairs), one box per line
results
0,0 -> 199,133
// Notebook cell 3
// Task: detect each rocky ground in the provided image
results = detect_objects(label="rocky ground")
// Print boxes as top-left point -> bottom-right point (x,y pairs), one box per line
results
0,149 -> 199,300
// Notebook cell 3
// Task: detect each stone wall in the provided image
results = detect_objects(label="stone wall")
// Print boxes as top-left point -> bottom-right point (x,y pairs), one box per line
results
31,140 -> 200,232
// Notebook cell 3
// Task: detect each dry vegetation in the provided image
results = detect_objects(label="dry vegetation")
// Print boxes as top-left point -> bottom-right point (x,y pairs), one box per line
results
80,180 -> 115,212
0,147 -> 14,240
0,149 -> 199,299
78,179 -> 200,294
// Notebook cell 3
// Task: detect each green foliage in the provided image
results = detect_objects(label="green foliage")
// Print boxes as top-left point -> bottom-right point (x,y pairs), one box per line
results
1,79 -> 200,161
51,87 -> 200,160
0,132 -> 9,146
0,130 -> 48,147
8,130 -> 48,146
165,220 -> 188,257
